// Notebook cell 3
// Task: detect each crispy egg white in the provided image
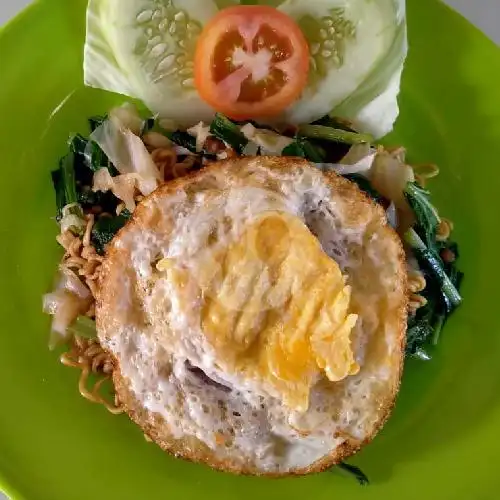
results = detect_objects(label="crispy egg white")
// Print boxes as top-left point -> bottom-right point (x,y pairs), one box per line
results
97,157 -> 407,475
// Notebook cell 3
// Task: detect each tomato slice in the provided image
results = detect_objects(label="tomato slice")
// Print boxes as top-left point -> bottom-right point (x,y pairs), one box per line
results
194,6 -> 310,120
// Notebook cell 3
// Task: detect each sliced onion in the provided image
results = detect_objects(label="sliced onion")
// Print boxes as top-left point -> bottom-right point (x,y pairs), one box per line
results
240,123 -> 293,155
90,117 -> 161,196
43,289 -> 89,350
58,268 -> 91,300
340,143 -> 374,166
93,168 -> 139,212
313,155 -> 376,177
369,150 -> 414,210
187,122 -> 212,152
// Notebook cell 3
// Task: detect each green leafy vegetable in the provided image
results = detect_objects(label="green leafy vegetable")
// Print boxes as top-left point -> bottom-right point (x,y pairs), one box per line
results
298,124 -> 373,145
167,130 -> 198,153
89,115 -> 106,132
60,153 -> 79,205
69,133 -> 112,174
403,181 -> 464,357
77,186 -> 121,215
91,210 -> 132,255
51,168 -> 65,220
406,293 -> 442,358
166,130 -> 216,160
67,316 -> 97,339
404,183 -> 440,247
404,230 -> 463,357
282,138 -> 326,162
313,115 -> 357,133
336,462 -> 370,486
210,113 -> 248,153
51,153 -> 86,235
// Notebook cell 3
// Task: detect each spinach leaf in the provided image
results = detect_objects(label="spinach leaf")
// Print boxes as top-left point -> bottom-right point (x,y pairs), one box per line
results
167,130 -> 197,152
91,210 -> 132,255
404,183 -> 440,248
60,152 -> 79,205
77,187 -> 120,215
282,138 -> 326,162
166,130 -> 217,160
69,133 -> 112,174
404,231 -> 463,358
51,168 -> 65,220
403,181 -> 464,357
88,115 -> 106,132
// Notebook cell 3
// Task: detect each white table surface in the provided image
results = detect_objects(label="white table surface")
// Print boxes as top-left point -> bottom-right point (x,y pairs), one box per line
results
0,0 -> 498,499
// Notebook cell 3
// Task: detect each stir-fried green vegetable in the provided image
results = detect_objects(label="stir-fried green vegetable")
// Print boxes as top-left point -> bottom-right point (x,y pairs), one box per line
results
50,111 -> 464,364
282,138 -> 326,162
67,316 -> 97,339
167,130 -> 199,153
210,113 -> 248,153
298,124 -> 374,145
92,210 -> 132,255
89,115 -> 106,132
69,133 -> 112,174
51,153 -> 86,233
404,182 -> 463,358
404,183 -> 440,247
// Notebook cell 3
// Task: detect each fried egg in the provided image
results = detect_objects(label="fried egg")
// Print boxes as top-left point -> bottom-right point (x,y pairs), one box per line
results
96,156 -> 407,475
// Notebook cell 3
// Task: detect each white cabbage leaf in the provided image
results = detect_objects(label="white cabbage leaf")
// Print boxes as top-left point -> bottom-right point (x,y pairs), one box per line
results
90,109 -> 162,201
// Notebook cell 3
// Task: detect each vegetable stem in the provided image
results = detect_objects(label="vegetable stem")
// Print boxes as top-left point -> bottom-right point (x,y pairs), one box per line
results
67,316 -> 97,339
298,124 -> 373,145
404,229 -> 462,310
210,113 -> 248,153
61,153 -> 78,205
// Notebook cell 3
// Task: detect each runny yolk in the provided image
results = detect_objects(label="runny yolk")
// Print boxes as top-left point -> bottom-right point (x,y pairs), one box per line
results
158,212 -> 359,413
199,212 -> 359,412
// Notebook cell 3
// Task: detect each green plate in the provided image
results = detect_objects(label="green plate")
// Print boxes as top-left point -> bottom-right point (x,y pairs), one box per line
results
0,0 -> 499,498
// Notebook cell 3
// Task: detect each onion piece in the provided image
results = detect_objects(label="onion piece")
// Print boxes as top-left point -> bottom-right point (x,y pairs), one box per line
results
240,123 -> 293,155
43,289 -> 90,349
369,150 -> 414,210
58,268 -> 91,300
386,202 -> 398,229
187,122 -> 212,152
93,168 -> 139,212
90,117 -> 161,197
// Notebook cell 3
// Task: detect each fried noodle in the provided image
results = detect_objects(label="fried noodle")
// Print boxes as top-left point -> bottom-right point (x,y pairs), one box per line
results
54,129 -> 446,411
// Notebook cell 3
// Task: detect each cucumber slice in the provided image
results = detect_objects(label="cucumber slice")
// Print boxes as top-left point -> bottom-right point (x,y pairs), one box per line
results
84,0 -> 220,126
84,0 -> 406,137
275,0 -> 407,138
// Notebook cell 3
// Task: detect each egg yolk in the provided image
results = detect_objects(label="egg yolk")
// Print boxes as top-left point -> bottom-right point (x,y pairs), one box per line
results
160,212 -> 359,412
